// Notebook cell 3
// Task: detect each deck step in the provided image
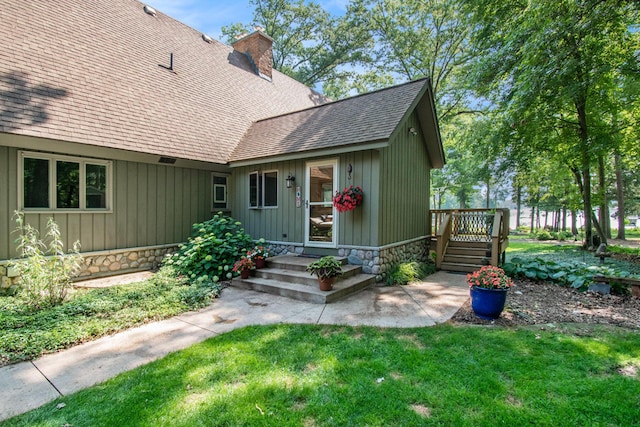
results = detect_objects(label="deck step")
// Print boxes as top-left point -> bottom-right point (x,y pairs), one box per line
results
443,254 -> 489,265
232,274 -> 375,304
448,240 -> 492,249
446,247 -> 490,257
440,262 -> 484,273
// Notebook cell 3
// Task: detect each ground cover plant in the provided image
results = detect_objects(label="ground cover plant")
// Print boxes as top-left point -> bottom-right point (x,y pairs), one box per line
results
0,267 -> 222,365
4,324 -> 639,426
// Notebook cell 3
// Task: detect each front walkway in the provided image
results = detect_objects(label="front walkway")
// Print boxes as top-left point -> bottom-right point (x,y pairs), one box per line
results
0,271 -> 469,422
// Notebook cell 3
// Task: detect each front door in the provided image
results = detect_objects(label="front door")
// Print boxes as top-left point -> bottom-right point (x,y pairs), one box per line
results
305,159 -> 338,248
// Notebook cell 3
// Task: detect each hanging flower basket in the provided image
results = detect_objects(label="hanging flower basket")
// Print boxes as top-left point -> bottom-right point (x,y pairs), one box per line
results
333,185 -> 364,213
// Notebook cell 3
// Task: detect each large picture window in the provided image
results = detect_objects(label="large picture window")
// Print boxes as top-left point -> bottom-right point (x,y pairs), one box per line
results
20,151 -> 111,211
249,170 -> 278,208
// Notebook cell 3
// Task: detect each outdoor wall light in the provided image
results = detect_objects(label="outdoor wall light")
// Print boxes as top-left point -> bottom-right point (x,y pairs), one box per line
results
286,174 -> 295,188
409,127 -> 418,136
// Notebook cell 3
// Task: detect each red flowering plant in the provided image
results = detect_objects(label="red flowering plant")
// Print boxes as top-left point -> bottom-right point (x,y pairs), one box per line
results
333,185 -> 364,212
232,256 -> 255,273
467,265 -> 513,289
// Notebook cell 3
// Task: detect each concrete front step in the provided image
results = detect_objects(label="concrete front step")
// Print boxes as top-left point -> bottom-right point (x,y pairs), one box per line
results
255,265 -> 362,286
267,254 -> 347,272
440,262 -> 484,273
232,273 -> 376,304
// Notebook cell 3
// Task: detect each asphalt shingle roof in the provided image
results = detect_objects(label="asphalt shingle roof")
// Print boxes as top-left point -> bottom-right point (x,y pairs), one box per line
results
0,0 -> 325,163
229,79 -> 429,163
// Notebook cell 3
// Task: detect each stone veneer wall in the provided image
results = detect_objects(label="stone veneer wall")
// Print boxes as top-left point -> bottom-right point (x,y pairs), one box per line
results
267,238 -> 430,282
0,244 -> 178,295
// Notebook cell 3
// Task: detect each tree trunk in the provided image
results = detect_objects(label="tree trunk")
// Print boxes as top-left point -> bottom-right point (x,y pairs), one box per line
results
598,154 -> 611,239
562,205 -> 567,232
516,185 -> 521,228
614,151 -> 625,240
571,209 -> 578,236
530,205 -> 535,234
485,180 -> 491,209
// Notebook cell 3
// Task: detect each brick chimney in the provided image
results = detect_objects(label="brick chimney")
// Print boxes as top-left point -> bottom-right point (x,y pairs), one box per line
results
232,30 -> 274,81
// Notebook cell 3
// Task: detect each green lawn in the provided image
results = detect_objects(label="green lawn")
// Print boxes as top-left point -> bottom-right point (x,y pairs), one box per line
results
5,324 -> 639,426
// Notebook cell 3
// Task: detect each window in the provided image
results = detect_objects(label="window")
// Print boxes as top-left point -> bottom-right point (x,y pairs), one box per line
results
249,170 -> 278,208
20,151 -> 111,211
212,175 -> 228,210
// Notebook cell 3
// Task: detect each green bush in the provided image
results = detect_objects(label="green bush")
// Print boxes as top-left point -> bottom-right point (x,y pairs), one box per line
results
534,230 -> 553,240
9,214 -> 83,310
162,213 -> 254,283
385,261 -> 435,286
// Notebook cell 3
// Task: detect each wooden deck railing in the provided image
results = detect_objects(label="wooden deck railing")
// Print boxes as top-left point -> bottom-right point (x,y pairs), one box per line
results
431,209 -> 510,269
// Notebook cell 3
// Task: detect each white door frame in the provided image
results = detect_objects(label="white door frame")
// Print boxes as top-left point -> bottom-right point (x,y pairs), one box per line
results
304,159 -> 338,248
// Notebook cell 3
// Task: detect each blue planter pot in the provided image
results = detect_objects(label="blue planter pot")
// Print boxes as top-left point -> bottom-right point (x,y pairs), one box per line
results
470,287 -> 509,320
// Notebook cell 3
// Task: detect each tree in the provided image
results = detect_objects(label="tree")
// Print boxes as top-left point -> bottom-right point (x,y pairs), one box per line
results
464,0 -> 639,248
222,0 -> 372,94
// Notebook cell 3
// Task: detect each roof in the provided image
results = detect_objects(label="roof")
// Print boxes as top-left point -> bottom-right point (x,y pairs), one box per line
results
0,0 -> 325,164
229,78 -> 445,167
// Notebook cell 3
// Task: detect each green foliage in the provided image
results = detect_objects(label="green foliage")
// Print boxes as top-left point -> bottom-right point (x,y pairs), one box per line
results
0,268 -> 222,365
385,261 -> 435,286
306,256 -> 343,279
608,245 -> 640,256
7,324 -> 640,426
529,229 -> 575,241
222,0 -> 372,92
9,214 -> 82,310
162,213 -> 254,283
503,256 -> 637,293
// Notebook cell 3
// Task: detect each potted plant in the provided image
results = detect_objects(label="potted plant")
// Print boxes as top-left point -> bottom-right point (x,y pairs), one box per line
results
333,185 -> 364,212
232,256 -> 255,279
247,245 -> 270,269
467,265 -> 513,320
306,256 -> 343,291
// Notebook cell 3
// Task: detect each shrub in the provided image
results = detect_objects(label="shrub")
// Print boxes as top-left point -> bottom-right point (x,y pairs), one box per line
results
503,256 -> 637,293
9,214 -> 82,310
385,261 -> 435,286
162,213 -> 254,283
534,230 -> 553,241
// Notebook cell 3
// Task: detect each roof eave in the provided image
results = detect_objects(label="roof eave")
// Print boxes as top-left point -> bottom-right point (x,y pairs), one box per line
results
229,140 -> 389,168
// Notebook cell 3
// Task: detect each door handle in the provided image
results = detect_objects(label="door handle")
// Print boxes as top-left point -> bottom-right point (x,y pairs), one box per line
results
305,200 -> 309,208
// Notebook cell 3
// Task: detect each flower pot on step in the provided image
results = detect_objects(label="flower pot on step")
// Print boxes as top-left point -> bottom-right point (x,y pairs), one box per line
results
255,258 -> 266,269
318,276 -> 335,291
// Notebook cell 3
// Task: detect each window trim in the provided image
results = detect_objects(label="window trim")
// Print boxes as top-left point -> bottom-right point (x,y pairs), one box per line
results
18,150 -> 113,212
248,169 -> 278,209
211,173 -> 229,211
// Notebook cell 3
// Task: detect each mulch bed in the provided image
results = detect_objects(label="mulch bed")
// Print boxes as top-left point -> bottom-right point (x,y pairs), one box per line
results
450,278 -> 640,330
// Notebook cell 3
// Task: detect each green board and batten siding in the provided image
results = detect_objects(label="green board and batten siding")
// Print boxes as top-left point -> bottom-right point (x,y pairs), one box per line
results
231,152 -> 381,248
378,111 -> 431,246
0,146 -> 213,260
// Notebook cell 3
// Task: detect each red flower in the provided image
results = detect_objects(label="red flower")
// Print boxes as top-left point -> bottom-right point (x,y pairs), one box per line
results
333,186 -> 364,212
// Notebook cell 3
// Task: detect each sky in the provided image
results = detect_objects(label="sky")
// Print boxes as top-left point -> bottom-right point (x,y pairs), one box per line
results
146,0 -> 349,43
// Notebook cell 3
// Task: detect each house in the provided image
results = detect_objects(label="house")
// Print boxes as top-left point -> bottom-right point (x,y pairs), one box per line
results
0,0 -> 444,288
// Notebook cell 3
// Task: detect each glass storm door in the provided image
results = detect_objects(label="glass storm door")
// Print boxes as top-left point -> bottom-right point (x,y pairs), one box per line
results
305,160 -> 338,247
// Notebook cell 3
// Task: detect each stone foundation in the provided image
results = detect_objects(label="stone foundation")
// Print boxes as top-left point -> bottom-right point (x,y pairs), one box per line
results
0,244 -> 178,295
266,243 -> 305,256
339,238 -> 430,281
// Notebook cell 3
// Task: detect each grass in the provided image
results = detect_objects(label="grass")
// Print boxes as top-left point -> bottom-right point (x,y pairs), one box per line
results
4,323 -> 640,426
0,268 -> 222,365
